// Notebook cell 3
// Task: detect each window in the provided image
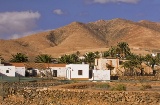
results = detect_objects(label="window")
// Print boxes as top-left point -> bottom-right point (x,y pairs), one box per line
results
78,70 -> 83,75
6,70 -> 9,73
119,61 -> 123,65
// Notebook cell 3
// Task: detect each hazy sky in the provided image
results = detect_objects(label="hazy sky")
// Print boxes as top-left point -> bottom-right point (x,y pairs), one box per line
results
0,0 -> 160,39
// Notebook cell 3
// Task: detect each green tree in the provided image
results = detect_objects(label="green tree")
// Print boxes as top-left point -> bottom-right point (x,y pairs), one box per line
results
117,42 -> 131,58
122,54 -> 144,76
108,46 -> 118,57
10,53 -> 28,63
83,52 -> 97,68
102,51 -> 110,57
144,54 -> 159,69
70,54 -> 80,63
94,51 -> 100,58
58,54 -> 80,64
122,60 -> 138,76
35,54 -> 52,63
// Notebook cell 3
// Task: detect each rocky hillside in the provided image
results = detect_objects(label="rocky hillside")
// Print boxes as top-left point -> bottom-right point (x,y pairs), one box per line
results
1,18 -> 160,61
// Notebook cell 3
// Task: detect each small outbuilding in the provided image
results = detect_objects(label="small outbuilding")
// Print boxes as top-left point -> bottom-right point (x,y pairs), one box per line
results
10,63 -> 25,77
90,70 -> 110,81
0,66 -> 15,77
66,64 -> 89,80
47,64 -> 66,77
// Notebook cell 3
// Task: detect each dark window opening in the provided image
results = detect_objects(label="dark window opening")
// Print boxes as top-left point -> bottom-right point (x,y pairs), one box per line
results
78,70 -> 83,75
119,61 -> 123,65
89,70 -> 93,79
53,70 -> 57,77
6,70 -> 9,73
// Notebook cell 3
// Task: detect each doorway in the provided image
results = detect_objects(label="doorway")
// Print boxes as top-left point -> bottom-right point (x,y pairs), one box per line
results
53,70 -> 57,77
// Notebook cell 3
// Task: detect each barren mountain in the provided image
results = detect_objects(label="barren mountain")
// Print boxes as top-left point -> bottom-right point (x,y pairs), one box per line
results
1,18 -> 160,61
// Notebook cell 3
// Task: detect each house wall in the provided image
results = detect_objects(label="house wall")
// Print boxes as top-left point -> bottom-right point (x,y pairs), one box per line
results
95,58 -> 119,75
95,58 -> 119,70
66,64 -> 89,80
0,66 -> 15,77
91,70 -> 110,80
26,69 -> 39,77
50,67 -> 66,77
15,67 -> 25,77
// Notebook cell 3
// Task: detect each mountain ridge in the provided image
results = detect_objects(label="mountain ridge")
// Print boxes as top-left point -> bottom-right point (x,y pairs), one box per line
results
1,18 -> 160,61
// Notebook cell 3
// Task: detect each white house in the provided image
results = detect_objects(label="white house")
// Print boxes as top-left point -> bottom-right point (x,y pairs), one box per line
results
66,64 -> 89,80
24,63 -> 67,77
0,66 -> 15,77
10,63 -> 25,77
47,64 -> 66,77
90,70 -> 110,81
24,63 -> 47,77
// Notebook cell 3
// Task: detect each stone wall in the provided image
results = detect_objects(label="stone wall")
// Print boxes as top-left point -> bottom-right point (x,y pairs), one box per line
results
1,87 -> 160,105
118,76 -> 160,81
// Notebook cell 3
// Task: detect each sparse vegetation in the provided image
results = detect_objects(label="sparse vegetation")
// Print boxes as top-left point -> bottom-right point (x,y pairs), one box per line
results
110,84 -> 126,91
94,83 -> 110,89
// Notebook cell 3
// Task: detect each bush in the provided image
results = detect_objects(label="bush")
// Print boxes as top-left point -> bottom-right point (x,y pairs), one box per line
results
94,83 -> 110,89
111,84 -> 126,91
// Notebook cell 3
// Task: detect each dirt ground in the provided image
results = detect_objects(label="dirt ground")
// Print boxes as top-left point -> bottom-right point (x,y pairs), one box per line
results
51,81 -> 160,92
0,81 -> 160,105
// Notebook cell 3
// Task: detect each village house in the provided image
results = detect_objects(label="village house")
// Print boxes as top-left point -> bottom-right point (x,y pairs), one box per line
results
47,64 -> 66,78
24,63 -> 48,77
10,63 -> 26,77
66,64 -> 89,80
24,63 -> 67,78
0,66 -> 15,77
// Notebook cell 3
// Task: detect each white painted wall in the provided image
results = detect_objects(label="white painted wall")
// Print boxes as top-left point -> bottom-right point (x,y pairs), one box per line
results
50,67 -> 66,77
90,70 -> 110,80
0,66 -> 15,77
66,64 -> 89,80
15,67 -> 25,77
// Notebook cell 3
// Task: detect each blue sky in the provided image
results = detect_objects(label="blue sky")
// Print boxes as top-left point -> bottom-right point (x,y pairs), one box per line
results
0,0 -> 160,39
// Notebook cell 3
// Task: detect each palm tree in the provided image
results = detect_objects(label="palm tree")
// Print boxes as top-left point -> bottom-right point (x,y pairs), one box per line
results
117,42 -> 131,58
144,54 -> 159,69
58,54 -> 70,64
58,54 -> 80,64
83,52 -> 97,68
70,54 -> 80,63
94,51 -> 100,58
122,54 -> 144,76
35,54 -> 52,63
102,51 -> 110,58
108,46 -> 118,57
10,53 -> 28,62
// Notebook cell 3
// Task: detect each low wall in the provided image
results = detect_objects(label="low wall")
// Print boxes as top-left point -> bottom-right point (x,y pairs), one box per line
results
1,87 -> 160,105
118,76 -> 160,81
